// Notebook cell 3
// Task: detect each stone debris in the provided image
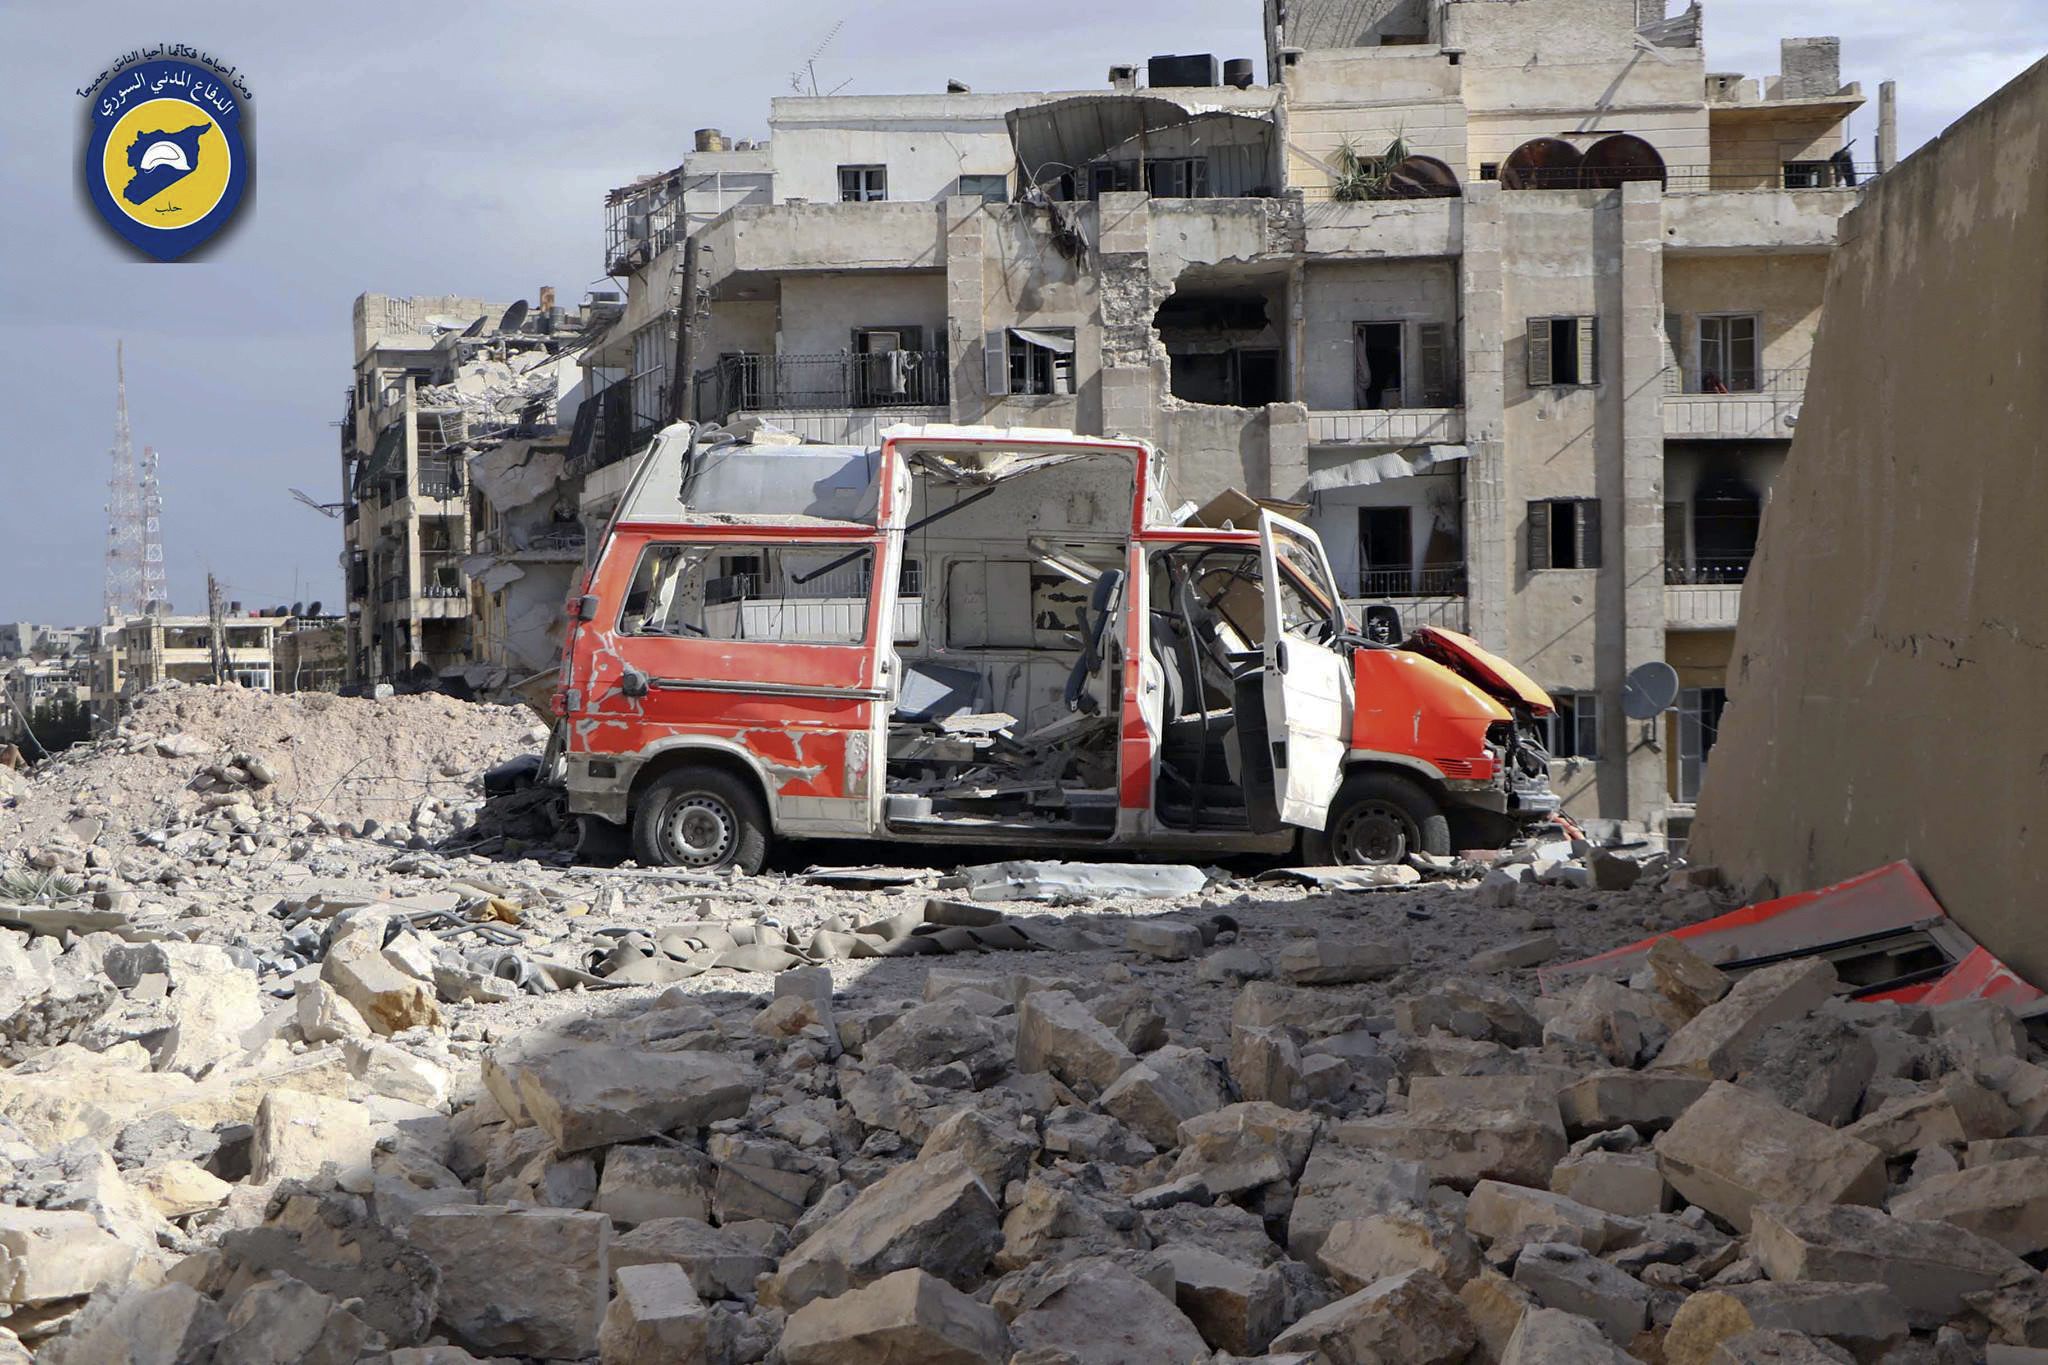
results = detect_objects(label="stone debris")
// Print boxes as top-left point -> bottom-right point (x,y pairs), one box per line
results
0,689 -> 2042,1362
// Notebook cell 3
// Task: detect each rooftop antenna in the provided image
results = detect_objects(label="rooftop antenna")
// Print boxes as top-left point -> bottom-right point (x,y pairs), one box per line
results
103,341 -> 145,624
791,20 -> 847,96
140,445 -> 168,614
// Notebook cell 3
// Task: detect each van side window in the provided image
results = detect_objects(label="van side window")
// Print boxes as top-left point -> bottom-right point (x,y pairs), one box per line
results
618,543 -> 876,645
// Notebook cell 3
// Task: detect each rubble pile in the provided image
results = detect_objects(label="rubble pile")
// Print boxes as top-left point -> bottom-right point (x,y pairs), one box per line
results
0,716 -> 2041,1362
0,683 -> 543,857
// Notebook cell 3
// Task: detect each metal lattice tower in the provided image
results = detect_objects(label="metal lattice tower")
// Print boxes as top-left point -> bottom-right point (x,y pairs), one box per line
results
140,445 -> 168,614
103,341 -> 145,624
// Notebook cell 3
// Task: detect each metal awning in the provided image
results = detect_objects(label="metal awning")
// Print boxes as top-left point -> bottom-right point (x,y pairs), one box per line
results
1008,327 -> 1076,354
1307,444 -> 1468,492
1007,94 -> 1274,188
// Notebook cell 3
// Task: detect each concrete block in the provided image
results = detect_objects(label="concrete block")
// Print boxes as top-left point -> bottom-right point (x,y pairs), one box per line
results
1654,1082 -> 1885,1231
1337,1075 -> 1567,1189
1270,1269 -> 1475,1365
1511,1242 -> 1649,1344
410,1206 -> 610,1361
1749,1201 -> 2030,1327
1889,1156 -> 2048,1255
1655,958 -> 1838,1078
781,1267 -> 1009,1365
1549,1150 -> 1665,1217
1467,1179 -> 1635,1252
1559,1068 -> 1711,1134
1317,1207 -> 1482,1292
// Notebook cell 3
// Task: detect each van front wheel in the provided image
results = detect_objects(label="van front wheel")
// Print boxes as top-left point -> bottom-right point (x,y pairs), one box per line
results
1304,772 -> 1450,866
631,766 -> 769,874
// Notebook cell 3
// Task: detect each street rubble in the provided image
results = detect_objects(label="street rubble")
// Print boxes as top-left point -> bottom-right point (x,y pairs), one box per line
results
0,684 -> 2044,1363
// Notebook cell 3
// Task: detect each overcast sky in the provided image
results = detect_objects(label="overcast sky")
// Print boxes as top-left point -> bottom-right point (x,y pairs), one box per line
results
0,1 -> 2038,625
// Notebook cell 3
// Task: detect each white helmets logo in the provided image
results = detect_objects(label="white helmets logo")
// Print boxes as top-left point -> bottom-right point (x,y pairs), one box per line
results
137,140 -> 192,173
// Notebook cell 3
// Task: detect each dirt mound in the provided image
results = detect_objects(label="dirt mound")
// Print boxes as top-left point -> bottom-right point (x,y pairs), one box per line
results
0,683 -> 542,849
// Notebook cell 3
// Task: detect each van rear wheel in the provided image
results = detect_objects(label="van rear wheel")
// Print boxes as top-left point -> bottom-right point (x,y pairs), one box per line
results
1306,772 -> 1451,866
631,766 -> 769,874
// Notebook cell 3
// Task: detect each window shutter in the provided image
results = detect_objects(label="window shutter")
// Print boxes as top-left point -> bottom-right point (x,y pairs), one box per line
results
1526,319 -> 1551,388
1418,323 -> 1449,405
1528,501 -> 1552,571
984,330 -> 1009,397
1578,316 -> 1599,385
1578,499 -> 1603,569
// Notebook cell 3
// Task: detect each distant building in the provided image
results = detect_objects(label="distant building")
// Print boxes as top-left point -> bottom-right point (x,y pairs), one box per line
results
91,611 -> 286,721
275,620 -> 347,694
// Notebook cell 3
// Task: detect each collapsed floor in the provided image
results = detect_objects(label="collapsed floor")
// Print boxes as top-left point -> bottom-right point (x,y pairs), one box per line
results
0,688 -> 2044,1364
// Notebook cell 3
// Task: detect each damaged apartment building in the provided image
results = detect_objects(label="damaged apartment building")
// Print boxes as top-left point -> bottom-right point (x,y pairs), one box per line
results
579,0 -> 1895,831
338,291 -> 613,692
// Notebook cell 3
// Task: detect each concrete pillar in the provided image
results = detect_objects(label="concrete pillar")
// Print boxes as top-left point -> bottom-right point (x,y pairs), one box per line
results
1614,180 -> 1669,824
1877,81 -> 1898,172
1095,193 -> 1161,446
1458,182 -> 1509,652
942,197 -> 987,424
1268,403 -> 1310,501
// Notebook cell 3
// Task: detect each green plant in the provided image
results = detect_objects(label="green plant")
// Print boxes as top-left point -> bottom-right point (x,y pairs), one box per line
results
1331,135 -> 1411,202
0,867 -> 83,904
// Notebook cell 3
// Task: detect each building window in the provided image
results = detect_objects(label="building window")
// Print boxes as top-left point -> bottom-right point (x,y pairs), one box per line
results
1354,323 -> 1404,408
1696,314 -> 1760,392
1527,499 -> 1602,570
1781,161 -> 1828,188
838,165 -> 888,202
1527,316 -> 1598,387
1478,162 -> 1499,180
957,174 -> 1008,204
1545,690 -> 1601,759
985,327 -> 1076,397
1144,158 -> 1210,198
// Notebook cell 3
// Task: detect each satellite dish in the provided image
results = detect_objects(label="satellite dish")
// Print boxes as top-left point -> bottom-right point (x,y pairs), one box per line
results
497,299 -> 530,334
307,600 -> 323,617
1382,154 -> 1462,199
1621,661 -> 1681,720
461,314 -> 489,338
1581,133 -> 1667,189
1499,137 -> 1583,190
291,601 -> 304,617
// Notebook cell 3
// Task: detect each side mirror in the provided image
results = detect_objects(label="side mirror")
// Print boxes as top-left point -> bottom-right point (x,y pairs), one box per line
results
574,594 -> 600,622
620,666 -> 650,699
1363,605 -> 1403,645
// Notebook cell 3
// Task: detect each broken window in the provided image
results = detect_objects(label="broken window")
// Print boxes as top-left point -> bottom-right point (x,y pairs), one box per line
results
1144,158 -> 1210,198
957,173 -> 1009,204
1696,315 -> 1760,393
1354,323 -> 1405,408
618,543 -> 876,645
1527,316 -> 1598,387
1544,690 -> 1601,760
1083,162 -> 1139,199
838,165 -> 888,203
1527,499 -> 1602,570
1356,507 -> 1413,594
984,328 -> 1076,397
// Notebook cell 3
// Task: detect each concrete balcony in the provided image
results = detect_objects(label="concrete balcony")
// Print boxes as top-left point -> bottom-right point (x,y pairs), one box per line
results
1310,407 -> 1464,446
1665,583 -> 1743,630
1663,368 -> 1803,439
1661,189 -> 1856,254
742,408 -> 949,445
701,202 -> 945,283
1301,196 -> 1460,260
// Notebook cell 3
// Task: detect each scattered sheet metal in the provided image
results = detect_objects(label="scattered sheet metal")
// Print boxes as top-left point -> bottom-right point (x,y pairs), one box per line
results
800,866 -> 931,891
953,861 -> 1214,904
1254,865 -> 1423,890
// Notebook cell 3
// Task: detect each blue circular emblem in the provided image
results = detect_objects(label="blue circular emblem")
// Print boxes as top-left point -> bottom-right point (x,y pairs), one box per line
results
85,59 -> 249,261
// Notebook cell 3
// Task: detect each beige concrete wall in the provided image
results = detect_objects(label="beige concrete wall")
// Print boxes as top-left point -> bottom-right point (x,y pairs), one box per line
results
1299,260 -> 1459,409
1663,255 -> 1827,377
776,273 -> 948,356
1707,107 -> 1856,186
1691,58 -> 2048,985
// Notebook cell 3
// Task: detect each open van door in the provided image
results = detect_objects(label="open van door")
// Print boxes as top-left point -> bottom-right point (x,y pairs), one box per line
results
1255,510 -> 1352,829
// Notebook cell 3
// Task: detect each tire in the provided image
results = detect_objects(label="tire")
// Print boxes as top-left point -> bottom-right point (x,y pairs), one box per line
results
630,765 -> 770,874
1304,771 -> 1451,866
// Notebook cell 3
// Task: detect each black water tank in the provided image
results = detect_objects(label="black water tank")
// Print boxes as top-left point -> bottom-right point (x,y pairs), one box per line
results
1148,53 -> 1220,88
1223,58 -> 1255,88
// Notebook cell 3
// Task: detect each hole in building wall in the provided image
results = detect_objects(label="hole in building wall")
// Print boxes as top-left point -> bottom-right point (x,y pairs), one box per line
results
1153,276 -> 1287,407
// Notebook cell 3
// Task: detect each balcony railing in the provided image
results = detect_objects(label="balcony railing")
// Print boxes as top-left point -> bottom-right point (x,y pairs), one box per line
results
1665,161 -> 1883,193
1665,555 -> 1752,586
1309,407 -> 1465,446
1352,561 -> 1467,598
419,556 -> 467,599
1665,366 -> 1806,396
695,351 -> 949,424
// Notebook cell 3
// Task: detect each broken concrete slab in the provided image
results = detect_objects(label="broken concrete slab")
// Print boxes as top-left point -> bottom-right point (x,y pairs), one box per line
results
610,1216 -> 782,1302
1125,919 -> 1203,961
1317,1206 -> 1482,1292
1277,936 -> 1410,985
1499,1305 -> 1638,1363
1749,1201 -> 2031,1327
765,1150 -> 1000,1309
1559,1069 -> 1712,1135
506,1043 -> 753,1154
1337,1075 -> 1567,1189
1159,1242 -> 1288,1354
1269,1268 -> 1475,1364
250,1089 -> 374,1187
1549,1150 -> 1665,1218
0,1206 -> 136,1305
1003,1255 -> 1209,1365
783,1266 -> 1009,1365
409,1205 -> 611,1360
1889,1156 -> 2048,1255
1099,1048 -> 1220,1149
1015,989 -> 1135,1097
1467,1180 -> 1636,1253
596,1262 -> 733,1365
1510,1242 -> 1650,1344
211,1275 -> 376,1365
1654,1082 -> 1885,1231
1647,935 -> 1731,1018
1665,1282 -> 1909,1365
320,928 -> 442,1035
1286,1138 -> 1432,1261
1654,958 -> 1838,1079
594,1143 -> 713,1226
1170,1101 -> 1318,1198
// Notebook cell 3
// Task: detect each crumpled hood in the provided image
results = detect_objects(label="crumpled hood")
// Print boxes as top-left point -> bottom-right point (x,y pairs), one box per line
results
1403,626 -> 1555,717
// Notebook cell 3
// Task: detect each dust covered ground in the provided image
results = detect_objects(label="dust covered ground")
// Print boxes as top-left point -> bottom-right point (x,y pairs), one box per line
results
0,684 -> 2042,1364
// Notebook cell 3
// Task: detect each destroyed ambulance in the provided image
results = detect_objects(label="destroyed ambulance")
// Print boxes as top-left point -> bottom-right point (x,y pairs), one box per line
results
554,424 -> 1560,872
